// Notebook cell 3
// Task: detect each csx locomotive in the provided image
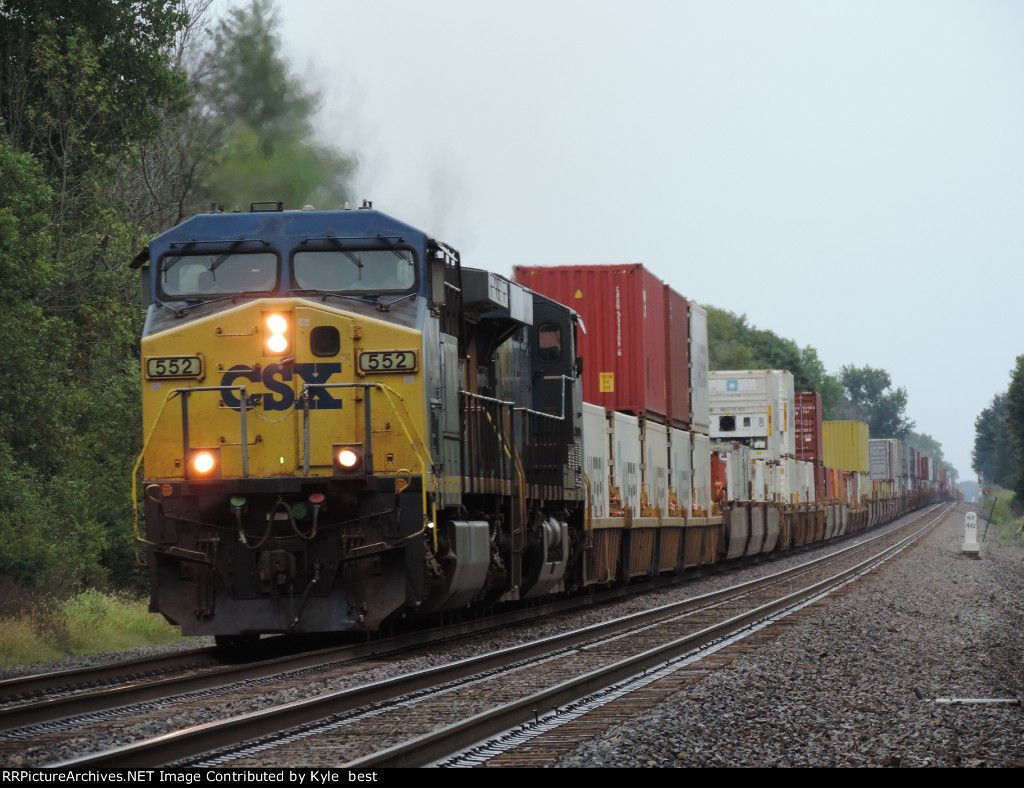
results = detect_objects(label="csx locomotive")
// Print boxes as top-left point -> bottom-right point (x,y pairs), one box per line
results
135,202 -> 948,644
135,202 -> 583,643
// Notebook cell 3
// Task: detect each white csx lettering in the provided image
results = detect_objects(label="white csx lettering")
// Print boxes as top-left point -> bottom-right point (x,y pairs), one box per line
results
220,363 -> 342,410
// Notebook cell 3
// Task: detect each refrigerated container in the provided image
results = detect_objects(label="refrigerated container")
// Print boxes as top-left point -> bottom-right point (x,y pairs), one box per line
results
709,369 -> 794,461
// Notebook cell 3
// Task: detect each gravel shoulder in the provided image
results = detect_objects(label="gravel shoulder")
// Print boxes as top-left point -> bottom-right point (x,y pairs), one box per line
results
553,503 -> 1024,767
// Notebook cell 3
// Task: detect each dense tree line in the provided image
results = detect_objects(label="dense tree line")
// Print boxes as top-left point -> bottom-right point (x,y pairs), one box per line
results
706,306 -> 946,469
973,356 -> 1024,504
0,0 -> 356,599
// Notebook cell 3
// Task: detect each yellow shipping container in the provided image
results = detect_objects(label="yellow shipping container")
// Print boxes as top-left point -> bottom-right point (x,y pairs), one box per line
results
823,420 -> 870,473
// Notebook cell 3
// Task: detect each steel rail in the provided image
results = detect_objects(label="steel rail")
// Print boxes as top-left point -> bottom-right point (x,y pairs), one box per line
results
49,503 -> 952,768
12,504 -> 938,732
348,502 -> 955,768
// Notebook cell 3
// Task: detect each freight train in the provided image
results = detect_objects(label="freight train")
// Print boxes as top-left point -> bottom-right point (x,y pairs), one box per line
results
133,203 -> 952,644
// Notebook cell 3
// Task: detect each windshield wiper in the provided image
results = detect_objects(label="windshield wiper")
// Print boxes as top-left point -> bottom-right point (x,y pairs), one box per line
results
323,236 -> 365,269
310,290 -> 380,307
208,239 -> 246,274
377,292 -> 416,312
156,294 -> 235,317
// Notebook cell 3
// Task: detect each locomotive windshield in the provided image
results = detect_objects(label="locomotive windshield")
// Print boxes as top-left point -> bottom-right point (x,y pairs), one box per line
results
292,248 -> 416,293
159,252 -> 278,297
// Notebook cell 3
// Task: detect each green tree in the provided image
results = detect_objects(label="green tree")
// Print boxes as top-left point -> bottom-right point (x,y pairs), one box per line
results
838,365 -> 913,439
1004,355 -> 1024,503
0,2 -> 189,594
706,307 -> 757,370
0,140 -> 111,591
972,393 -> 1016,488
706,306 -> 844,414
195,0 -> 357,210
0,0 -> 187,171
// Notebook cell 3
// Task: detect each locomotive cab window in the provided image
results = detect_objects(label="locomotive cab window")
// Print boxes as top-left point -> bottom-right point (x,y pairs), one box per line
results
159,252 -> 278,297
537,323 -> 562,362
292,248 -> 416,293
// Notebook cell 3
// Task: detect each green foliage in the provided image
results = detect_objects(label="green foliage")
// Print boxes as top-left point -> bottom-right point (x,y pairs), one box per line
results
705,305 -> 844,415
838,365 -> 913,439
0,589 -> 187,668
705,307 -> 932,453
0,0 -> 359,602
978,488 -> 1024,547
1004,355 -> 1024,504
972,393 -> 1016,488
0,0 -> 187,162
196,0 -> 356,210
0,0 -> 175,596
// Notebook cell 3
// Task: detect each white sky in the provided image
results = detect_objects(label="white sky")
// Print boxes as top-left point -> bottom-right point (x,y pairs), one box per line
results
263,0 -> 1024,480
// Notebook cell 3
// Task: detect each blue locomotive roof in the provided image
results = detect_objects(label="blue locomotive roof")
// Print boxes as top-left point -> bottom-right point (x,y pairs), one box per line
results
145,207 -> 432,261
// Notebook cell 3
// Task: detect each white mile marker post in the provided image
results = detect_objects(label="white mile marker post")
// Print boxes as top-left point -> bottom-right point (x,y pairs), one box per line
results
962,511 -> 979,558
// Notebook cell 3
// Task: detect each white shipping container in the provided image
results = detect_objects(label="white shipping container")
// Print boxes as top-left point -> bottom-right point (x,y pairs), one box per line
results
803,461 -> 816,503
644,421 -> 670,515
688,304 -> 710,435
708,369 -> 794,461
712,441 -> 752,501
869,439 -> 902,480
669,427 -> 693,517
751,459 -> 768,501
773,461 -> 789,502
692,432 -> 713,515
582,403 -> 610,518
612,412 -> 641,515
774,370 -> 796,459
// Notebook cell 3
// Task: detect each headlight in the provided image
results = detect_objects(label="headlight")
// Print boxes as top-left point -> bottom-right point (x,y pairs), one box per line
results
333,444 -> 365,477
189,448 -> 220,478
264,312 -> 290,355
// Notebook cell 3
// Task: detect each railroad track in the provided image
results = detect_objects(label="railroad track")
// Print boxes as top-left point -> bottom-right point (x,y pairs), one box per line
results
22,502 -> 953,769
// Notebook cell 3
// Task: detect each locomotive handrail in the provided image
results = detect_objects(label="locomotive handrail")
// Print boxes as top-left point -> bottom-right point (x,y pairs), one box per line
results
130,384 -> 250,563
512,374 -> 576,421
299,381 -> 433,534
175,385 -> 251,478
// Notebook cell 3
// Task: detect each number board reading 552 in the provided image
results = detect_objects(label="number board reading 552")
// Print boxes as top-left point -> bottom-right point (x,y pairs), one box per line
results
147,356 -> 202,379
358,351 -> 417,373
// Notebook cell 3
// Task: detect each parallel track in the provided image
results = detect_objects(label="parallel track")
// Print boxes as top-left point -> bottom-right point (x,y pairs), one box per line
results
35,502 -> 952,768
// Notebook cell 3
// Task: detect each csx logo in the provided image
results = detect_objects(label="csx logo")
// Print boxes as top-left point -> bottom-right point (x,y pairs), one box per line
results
220,363 -> 341,410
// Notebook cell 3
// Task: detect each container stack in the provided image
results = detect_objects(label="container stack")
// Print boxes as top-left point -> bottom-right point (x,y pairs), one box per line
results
514,263 -> 713,518
869,438 -> 904,497
708,370 -> 801,501
794,390 -> 825,499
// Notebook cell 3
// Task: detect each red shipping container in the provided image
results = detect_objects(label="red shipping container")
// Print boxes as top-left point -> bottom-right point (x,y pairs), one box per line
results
814,464 -> 827,500
663,284 -> 691,428
794,391 -> 823,463
514,264 -> 670,421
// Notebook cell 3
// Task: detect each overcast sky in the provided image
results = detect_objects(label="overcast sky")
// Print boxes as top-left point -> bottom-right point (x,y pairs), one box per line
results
262,0 -> 1024,480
